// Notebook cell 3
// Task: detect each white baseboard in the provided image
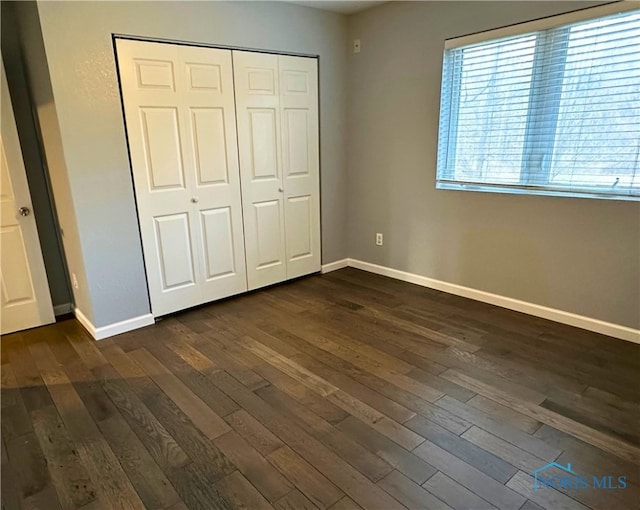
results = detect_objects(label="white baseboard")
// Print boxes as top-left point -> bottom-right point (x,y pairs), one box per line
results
71,259 -> 639,344
321,258 -> 350,274
53,303 -> 72,315
346,259 -> 640,344
73,307 -> 155,341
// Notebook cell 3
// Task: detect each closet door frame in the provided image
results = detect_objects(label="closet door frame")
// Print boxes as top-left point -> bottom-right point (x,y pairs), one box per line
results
114,35 -> 322,315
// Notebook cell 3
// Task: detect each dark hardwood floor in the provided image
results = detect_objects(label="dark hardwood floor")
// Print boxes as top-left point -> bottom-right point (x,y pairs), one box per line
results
2,268 -> 639,510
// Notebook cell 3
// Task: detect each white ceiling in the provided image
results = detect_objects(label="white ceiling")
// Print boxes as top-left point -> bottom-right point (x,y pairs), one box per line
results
288,1 -> 386,15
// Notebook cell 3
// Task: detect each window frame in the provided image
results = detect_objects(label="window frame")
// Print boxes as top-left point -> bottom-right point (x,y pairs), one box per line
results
436,1 -> 640,202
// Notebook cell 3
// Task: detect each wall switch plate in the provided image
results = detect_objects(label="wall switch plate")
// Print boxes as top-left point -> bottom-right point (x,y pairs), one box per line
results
353,39 -> 361,53
376,233 -> 383,246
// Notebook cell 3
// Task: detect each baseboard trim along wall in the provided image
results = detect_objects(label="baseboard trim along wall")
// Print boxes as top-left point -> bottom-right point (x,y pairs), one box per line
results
321,258 -> 350,273
74,258 -> 638,343
321,258 -> 640,344
73,307 -> 155,341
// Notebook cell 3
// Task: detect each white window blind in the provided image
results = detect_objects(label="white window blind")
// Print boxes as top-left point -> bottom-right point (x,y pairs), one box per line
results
437,5 -> 640,201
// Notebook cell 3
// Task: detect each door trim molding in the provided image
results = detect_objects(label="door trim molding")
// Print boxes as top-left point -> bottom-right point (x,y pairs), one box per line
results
112,34 -> 319,59
73,307 -> 154,341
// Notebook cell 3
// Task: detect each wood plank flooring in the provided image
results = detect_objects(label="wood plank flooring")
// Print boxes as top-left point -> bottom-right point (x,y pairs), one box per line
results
2,268 -> 639,510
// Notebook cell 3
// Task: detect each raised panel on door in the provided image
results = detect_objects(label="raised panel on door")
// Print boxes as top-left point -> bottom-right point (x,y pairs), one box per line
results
249,109 -> 279,180
1,64 -> 54,334
253,200 -> 285,269
154,213 -> 196,290
134,58 -> 175,90
1,226 -> 36,308
283,109 -> 310,176
279,55 -> 321,278
247,67 -> 277,95
285,195 -> 312,263
116,39 -> 246,316
140,107 -> 186,190
200,207 -> 235,278
233,51 -> 286,290
190,108 -> 228,185
186,63 -> 222,91
199,206 -> 245,297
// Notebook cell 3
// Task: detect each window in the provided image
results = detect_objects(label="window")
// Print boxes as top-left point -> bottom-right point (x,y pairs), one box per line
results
437,5 -> 640,200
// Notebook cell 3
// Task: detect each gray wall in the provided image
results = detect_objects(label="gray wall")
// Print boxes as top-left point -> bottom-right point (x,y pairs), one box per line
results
1,2 -> 71,310
17,0 -> 639,331
347,1 -> 640,329
31,1 -> 349,328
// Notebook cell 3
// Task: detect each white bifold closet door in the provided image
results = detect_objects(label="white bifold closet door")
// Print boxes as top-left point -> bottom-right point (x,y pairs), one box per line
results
233,51 -> 321,290
116,40 -> 247,316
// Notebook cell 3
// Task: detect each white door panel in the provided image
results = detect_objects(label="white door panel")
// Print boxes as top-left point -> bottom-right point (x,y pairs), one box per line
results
117,40 -> 247,316
234,51 -> 287,289
235,52 -> 320,288
1,63 -> 54,334
153,213 -> 196,290
246,67 -> 277,95
186,63 -> 222,91
200,207 -> 235,277
254,200 -> 285,269
249,109 -> 279,180
134,58 -> 175,90
1,227 -> 36,304
182,46 -> 248,305
191,108 -> 228,185
283,109 -> 310,176
140,107 -> 186,190
279,55 -> 321,279
286,194 -> 312,261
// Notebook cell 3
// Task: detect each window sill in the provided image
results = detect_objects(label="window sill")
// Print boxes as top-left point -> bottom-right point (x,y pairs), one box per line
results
436,181 -> 640,202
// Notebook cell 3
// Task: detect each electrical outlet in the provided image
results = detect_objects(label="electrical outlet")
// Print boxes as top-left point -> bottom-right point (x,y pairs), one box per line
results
353,39 -> 361,53
71,273 -> 79,290
376,233 -> 383,246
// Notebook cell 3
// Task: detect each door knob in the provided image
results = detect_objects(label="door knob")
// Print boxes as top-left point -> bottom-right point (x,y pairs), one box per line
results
191,197 -> 199,203
278,187 -> 284,193
18,206 -> 30,217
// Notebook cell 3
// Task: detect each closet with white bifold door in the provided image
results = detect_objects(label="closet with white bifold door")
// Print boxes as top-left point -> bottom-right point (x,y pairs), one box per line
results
116,39 -> 320,317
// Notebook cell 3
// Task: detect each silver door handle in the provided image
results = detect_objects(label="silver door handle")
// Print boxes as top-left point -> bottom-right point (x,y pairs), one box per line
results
191,197 -> 199,203
18,207 -> 30,217
278,187 -> 284,193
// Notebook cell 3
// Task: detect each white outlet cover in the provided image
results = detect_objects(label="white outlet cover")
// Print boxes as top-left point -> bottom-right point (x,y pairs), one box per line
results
353,39 -> 361,53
